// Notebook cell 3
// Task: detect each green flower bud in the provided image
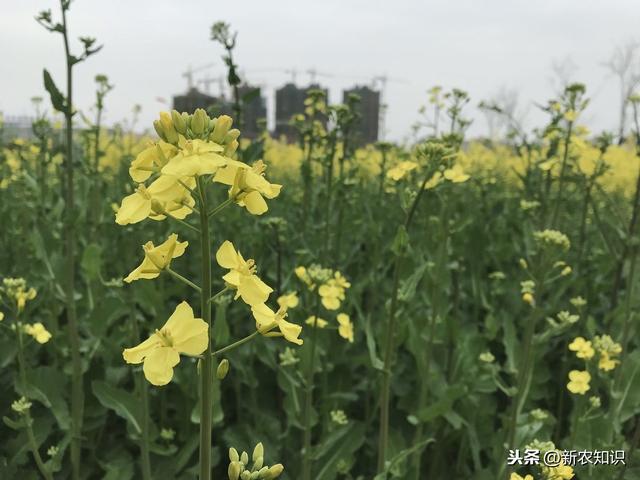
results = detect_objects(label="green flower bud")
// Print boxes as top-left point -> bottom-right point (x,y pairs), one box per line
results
159,111 -> 179,143
252,456 -> 263,471
228,461 -> 242,480
241,471 -> 251,480
192,108 -> 209,135
229,447 -> 240,462
224,140 -> 239,157
257,466 -> 269,478
223,129 -> 241,144
153,120 -> 166,141
252,442 -> 264,463
267,464 -> 284,479
250,472 -> 260,480
240,451 -> 249,465
171,110 -> 187,134
212,115 -> 233,143
217,358 -> 230,379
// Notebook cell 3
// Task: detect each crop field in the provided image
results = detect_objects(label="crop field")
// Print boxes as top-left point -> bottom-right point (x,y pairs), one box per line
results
2,2 -> 640,480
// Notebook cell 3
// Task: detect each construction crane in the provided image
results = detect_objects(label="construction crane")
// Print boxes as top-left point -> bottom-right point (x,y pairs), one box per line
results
283,69 -> 298,84
198,75 -> 226,97
371,74 -> 409,140
182,63 -> 215,90
306,68 -> 334,84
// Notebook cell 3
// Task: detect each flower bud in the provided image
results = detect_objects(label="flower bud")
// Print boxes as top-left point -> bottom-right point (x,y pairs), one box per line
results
241,472 -> 251,480
223,129 -> 241,144
240,451 -> 249,465
217,358 -> 230,379
211,115 -> 233,143
153,120 -> 167,141
253,456 -> 264,471
257,467 -> 269,478
192,108 -> 209,135
224,140 -> 239,157
252,442 -> 264,463
159,111 -> 179,143
171,110 -> 187,134
250,472 -> 260,480
267,464 -> 284,479
229,447 -> 240,462
228,461 -> 242,480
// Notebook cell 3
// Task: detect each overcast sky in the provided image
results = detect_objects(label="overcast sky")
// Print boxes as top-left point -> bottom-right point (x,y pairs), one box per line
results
2,0 -> 640,142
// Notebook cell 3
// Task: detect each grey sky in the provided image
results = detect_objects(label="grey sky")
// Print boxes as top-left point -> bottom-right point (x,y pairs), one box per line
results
2,0 -> 640,142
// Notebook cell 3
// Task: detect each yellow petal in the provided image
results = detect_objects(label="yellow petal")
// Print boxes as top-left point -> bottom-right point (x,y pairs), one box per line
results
124,256 -> 160,283
251,302 -> 276,329
163,301 -> 209,356
143,346 -> 180,386
216,240 -> 239,269
123,334 -> 162,364
115,191 -> 151,225
278,318 -> 303,345
242,191 -> 268,215
239,275 -> 273,306
129,144 -> 157,182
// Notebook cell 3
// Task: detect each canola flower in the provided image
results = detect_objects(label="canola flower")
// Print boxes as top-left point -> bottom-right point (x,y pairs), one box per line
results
337,313 -> 354,343
277,292 -> 299,309
305,316 -> 328,328
1,278 -> 37,312
510,474 -> 533,480
124,233 -> 188,282
24,323 -> 52,344
216,240 -> 273,306
568,337 -> 594,360
251,303 -> 303,345
122,302 -> 208,386
479,351 -> 495,363
567,370 -> 591,395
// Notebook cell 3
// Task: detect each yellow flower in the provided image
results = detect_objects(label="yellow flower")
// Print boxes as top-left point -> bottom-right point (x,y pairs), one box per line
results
443,164 -> 470,183
161,138 -> 227,177
543,463 -> 574,479
522,292 -> 535,306
332,271 -> 351,290
386,161 -> 418,181
598,351 -> 619,372
564,110 -> 577,122
216,240 -> 273,306
125,234 -> 188,283
115,175 -> 196,225
337,313 -> 354,343
318,283 -> 345,310
567,370 -> 590,395
129,141 -> 177,182
423,171 -> 443,190
277,292 -> 299,309
568,337 -> 594,360
479,352 -> 495,363
24,322 -> 52,344
122,302 -> 208,386
510,474 -> 533,480
214,159 -> 281,215
251,303 -> 303,345
305,316 -> 328,328
16,288 -> 37,312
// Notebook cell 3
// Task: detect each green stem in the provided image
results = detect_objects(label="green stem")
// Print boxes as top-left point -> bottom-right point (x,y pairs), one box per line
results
25,414 -> 54,480
550,121 -> 573,227
197,176 -> 214,480
166,267 -> 201,293
60,3 -> 84,478
212,331 -> 259,357
208,198 -> 232,218
377,170 -> 432,473
132,310 -> 152,480
302,297 -> 321,480
209,287 -> 229,304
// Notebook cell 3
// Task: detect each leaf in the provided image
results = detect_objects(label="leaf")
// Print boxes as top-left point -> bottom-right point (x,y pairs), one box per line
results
373,438 -> 434,480
363,315 -> 384,371
415,384 -> 466,422
23,367 -> 70,430
398,261 -> 429,302
81,243 -> 103,280
92,380 -> 142,434
43,69 -> 66,113
314,422 -> 366,480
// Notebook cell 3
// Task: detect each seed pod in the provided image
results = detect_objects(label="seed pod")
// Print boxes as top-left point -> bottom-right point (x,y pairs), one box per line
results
217,359 -> 230,380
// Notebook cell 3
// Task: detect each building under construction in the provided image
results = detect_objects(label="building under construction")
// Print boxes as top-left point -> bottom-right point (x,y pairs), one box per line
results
342,85 -> 380,146
273,83 -> 328,142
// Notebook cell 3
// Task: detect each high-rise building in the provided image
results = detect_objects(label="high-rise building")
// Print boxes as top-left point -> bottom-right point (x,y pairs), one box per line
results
274,83 -> 328,142
172,87 -> 217,114
343,85 -> 380,146
237,85 -> 267,139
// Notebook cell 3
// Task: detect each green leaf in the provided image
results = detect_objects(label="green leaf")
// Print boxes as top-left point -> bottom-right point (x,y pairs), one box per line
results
22,367 -> 70,430
415,384 -> 466,422
314,422 -> 366,480
398,261 -> 429,302
374,438 -> 434,480
43,69 -> 66,113
363,315 -> 384,371
91,380 -> 142,434
81,243 -> 103,280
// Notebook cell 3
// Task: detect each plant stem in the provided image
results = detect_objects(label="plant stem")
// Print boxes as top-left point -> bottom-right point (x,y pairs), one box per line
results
197,176 -> 214,480
60,3 -> 83,477
302,296 -> 321,480
377,171 -> 432,473
212,330 -> 259,357
208,198 -> 232,218
132,309 -> 152,480
166,267 -> 201,293
550,120 -> 573,227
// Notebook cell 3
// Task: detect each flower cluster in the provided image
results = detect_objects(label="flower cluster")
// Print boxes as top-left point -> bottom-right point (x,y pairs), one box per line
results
295,265 -> 354,343
227,442 -> 284,480
533,229 -> 571,251
1,277 -> 37,312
